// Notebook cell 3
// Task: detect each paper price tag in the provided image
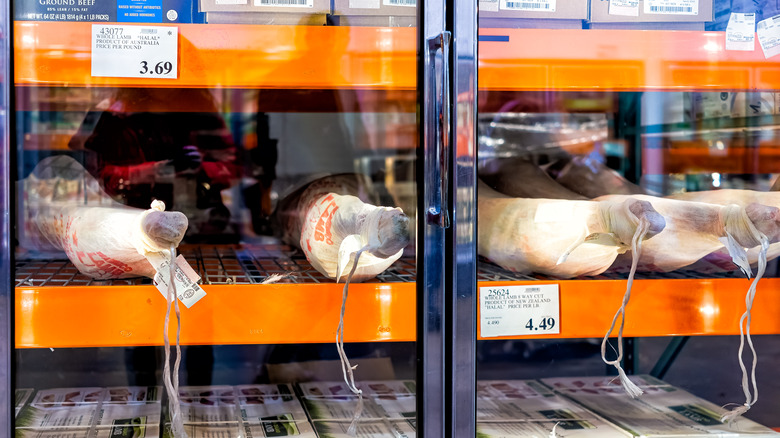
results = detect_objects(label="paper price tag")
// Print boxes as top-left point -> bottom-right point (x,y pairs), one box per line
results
644,0 -> 697,15
147,253 -> 207,308
91,24 -> 178,79
758,15 -> 780,58
726,13 -> 756,51
609,0 -> 639,17
480,0 -> 499,12
480,284 -> 560,338
383,0 -> 416,6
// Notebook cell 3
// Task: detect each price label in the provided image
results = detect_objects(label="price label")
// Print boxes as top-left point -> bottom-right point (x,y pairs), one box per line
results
726,13 -> 756,52
480,284 -> 560,337
758,15 -> 780,59
91,24 -> 178,79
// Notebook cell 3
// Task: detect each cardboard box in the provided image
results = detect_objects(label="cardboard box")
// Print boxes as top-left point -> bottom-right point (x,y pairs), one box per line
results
206,11 -> 327,23
332,0 -> 415,17
329,15 -> 416,26
588,21 -> 704,29
15,0 -> 204,23
589,0 -> 713,23
476,380 -> 630,437
199,0 -> 330,15
542,375 -> 780,437
480,0 -> 588,20
479,17 -> 584,28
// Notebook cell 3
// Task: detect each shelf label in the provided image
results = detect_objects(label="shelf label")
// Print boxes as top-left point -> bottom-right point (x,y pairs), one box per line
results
480,284 -> 560,338
500,0 -> 555,12
644,0 -> 697,15
480,0 -> 499,12
383,0 -> 416,7
147,253 -> 207,308
350,0 -> 380,9
609,0 -> 639,17
91,24 -> 178,79
758,15 -> 780,59
726,13 -> 756,51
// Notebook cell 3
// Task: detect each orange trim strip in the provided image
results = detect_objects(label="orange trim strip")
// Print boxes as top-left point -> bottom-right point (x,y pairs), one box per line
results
15,283 -> 415,348
477,278 -> 780,340
14,22 -> 417,89
479,29 -> 780,91
16,276 -> 780,348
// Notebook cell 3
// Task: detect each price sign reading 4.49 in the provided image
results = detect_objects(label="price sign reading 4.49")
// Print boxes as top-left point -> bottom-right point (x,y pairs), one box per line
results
91,25 -> 178,79
480,284 -> 560,337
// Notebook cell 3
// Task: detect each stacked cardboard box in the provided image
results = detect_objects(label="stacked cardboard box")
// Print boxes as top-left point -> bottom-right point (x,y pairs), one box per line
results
476,379 -> 630,437
167,384 -> 315,437
588,0 -> 713,30
298,380 -> 417,437
542,375 -> 780,437
479,0 -> 588,29
199,0 -> 330,24
15,387 -> 163,438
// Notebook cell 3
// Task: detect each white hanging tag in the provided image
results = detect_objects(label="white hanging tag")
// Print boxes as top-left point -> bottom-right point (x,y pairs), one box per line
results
147,253 -> 207,308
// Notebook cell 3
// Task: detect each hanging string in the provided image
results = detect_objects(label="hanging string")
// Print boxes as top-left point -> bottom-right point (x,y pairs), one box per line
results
336,247 -> 368,436
163,245 -> 187,438
722,235 -> 768,423
601,218 -> 650,398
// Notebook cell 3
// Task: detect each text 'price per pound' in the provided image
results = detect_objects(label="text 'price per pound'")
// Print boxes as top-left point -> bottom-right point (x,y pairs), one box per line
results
480,284 -> 560,337
91,25 -> 178,79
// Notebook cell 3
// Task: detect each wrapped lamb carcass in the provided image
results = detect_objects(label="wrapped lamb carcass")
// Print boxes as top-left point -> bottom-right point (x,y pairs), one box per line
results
20,155 -> 188,279
275,174 -> 410,283
479,158 -> 586,200
667,189 -> 780,272
478,181 -> 665,279
544,155 -> 647,198
597,194 -> 780,274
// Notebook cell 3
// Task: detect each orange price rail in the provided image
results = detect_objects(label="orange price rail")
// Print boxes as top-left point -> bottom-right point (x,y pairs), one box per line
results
14,22 -> 417,89
477,278 -> 780,340
479,29 -> 780,91
15,282 -> 415,348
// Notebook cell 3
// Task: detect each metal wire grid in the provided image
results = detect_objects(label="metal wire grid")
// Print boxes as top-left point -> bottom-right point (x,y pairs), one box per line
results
14,245 -> 418,287
15,245 -> 752,288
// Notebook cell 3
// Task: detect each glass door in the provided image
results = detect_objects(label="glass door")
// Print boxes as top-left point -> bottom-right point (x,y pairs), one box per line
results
7,0 -> 447,435
474,1 -> 780,436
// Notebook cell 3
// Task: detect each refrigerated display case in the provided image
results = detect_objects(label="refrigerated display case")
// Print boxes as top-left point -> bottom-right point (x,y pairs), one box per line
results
4,0 -> 480,433
474,3 -> 780,435
10,0 -> 780,437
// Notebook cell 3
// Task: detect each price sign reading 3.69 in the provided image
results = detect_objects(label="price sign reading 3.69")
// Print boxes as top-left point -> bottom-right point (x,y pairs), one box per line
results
91,25 -> 178,79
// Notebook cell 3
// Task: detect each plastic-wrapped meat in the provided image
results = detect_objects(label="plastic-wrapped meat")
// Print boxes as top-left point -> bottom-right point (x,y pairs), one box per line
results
275,174 -> 410,283
19,156 -> 188,279
667,189 -> 780,272
544,155 -> 647,198
479,158 -> 586,200
597,194 -> 780,273
478,182 -> 665,278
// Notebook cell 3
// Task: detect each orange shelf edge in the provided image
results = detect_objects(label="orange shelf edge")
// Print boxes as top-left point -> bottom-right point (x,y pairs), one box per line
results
14,22 -> 417,89
477,277 -> 780,340
478,29 -> 780,91
17,23 -> 780,91
15,282 -> 415,348
16,276 -> 780,348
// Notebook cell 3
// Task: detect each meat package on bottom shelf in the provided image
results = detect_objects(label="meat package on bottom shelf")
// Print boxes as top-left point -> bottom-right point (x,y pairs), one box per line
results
15,386 -> 162,437
542,375 -> 780,437
297,380 -> 416,438
476,379 -> 630,437
165,384 -> 314,438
